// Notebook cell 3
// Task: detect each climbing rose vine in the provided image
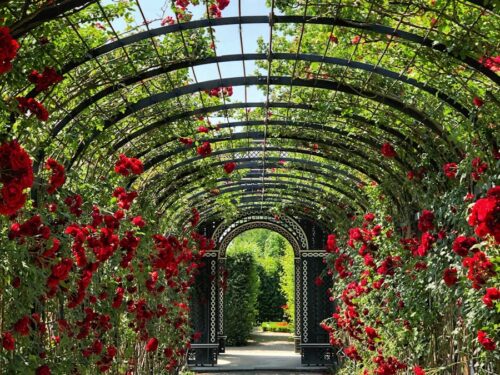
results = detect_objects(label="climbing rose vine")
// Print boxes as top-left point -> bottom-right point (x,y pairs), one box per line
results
0,146 -> 214,373
319,179 -> 499,374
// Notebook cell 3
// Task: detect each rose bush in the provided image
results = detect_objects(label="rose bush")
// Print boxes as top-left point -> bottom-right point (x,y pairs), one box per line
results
319,160 -> 499,374
1,143 -> 213,373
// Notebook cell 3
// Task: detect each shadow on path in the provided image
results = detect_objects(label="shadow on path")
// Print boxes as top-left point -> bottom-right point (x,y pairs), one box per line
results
192,329 -> 329,374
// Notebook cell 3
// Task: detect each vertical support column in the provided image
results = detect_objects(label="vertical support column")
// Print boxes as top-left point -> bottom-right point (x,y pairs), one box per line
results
187,252 -> 219,366
294,257 -> 301,353
299,251 -> 336,366
217,257 -> 226,353
208,254 -> 218,346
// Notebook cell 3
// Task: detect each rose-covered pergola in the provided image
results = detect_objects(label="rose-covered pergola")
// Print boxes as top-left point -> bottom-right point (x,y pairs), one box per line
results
0,0 -> 498,374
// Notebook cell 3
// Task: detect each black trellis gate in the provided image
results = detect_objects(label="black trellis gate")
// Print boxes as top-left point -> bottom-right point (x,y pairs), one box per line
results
188,213 -> 338,367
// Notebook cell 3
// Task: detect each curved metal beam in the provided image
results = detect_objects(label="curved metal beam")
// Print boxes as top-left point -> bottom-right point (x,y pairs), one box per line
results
195,203 -> 337,228
162,172 -> 367,210
59,16 -> 498,84
170,192 -> 346,225
113,105 -> 427,156
175,183 -> 347,213
50,52 -> 468,136
179,200 -> 342,230
133,121 -> 418,170
69,76 -> 451,168
165,181 -> 360,217
137,150 -> 377,194
154,161 -> 367,210
143,132 -> 408,179
140,151 -> 403,210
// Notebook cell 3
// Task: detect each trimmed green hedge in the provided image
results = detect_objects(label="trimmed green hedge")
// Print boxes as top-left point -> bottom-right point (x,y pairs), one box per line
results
224,252 -> 260,346
256,265 -> 287,323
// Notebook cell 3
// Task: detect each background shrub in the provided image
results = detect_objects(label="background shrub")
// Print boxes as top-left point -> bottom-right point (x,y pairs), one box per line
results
224,251 -> 260,346
256,265 -> 287,323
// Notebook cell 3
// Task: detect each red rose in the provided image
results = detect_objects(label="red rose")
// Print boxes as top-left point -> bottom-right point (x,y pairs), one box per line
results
216,0 -> 230,10
343,345 -> 361,361
13,315 -> 30,336
0,182 -> 27,215
45,158 -> 66,194
380,142 -> 396,158
363,212 -> 375,222
468,192 -> 499,243
443,267 -> 458,287
0,26 -> 20,74
2,331 -> 15,351
131,216 -> 146,228
479,55 -> 500,72
326,234 -> 338,253
179,137 -> 193,145
417,210 -> 434,232
145,337 -> 159,352
452,236 -> 477,257
413,365 -> 425,375
443,162 -> 458,179
351,35 -> 362,45
223,162 -> 236,174
314,276 -> 324,286
482,287 -> 500,308
365,326 -> 379,339
473,97 -> 484,108
477,330 -> 496,351
35,365 -> 51,375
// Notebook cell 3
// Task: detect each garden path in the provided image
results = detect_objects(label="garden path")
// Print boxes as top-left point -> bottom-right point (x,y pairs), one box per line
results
192,329 -> 329,374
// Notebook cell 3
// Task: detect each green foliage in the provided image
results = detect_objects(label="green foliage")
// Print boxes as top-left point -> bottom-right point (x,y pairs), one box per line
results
224,251 -> 260,346
261,321 -> 292,333
256,265 -> 286,323
280,241 -> 296,327
226,229 -> 296,328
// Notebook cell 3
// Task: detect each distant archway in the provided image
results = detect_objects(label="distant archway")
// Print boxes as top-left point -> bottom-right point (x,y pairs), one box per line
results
188,214 -> 337,367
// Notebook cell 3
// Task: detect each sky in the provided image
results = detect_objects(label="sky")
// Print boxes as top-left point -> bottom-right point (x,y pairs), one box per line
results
108,0 -> 274,105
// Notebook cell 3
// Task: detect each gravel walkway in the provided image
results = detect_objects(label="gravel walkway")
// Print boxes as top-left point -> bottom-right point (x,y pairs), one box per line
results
192,329 -> 329,374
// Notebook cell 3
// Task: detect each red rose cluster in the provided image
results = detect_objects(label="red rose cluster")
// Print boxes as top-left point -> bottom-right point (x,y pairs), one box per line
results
468,186 -> 499,243
197,141 -> 212,157
471,157 -> 488,181
0,26 -> 20,74
179,137 -> 194,146
462,251 -> 495,290
28,67 -> 63,92
205,86 -> 233,97
114,154 -> 144,176
0,140 -> 34,215
326,234 -> 338,253
175,0 -> 190,9
479,55 -> 500,72
112,187 -> 138,210
217,0 -> 230,9
417,210 -> 434,232
477,330 -> 496,351
443,162 -> 458,179
46,157 -> 66,194
16,97 -> 49,121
